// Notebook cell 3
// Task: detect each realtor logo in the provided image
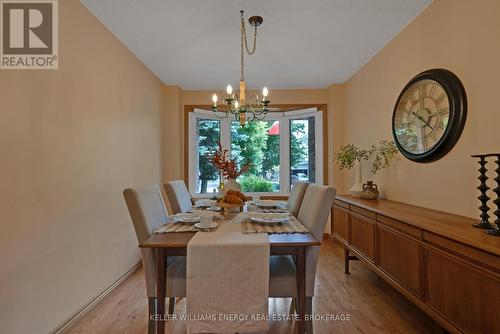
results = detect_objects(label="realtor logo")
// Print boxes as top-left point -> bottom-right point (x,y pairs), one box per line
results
1,0 -> 58,69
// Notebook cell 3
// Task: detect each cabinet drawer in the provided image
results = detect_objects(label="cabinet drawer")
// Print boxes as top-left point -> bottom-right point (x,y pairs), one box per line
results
423,231 -> 500,273
378,226 -> 421,296
332,207 -> 350,244
377,215 -> 422,240
350,214 -> 375,262
333,199 -> 349,209
351,205 -> 377,220
424,247 -> 500,333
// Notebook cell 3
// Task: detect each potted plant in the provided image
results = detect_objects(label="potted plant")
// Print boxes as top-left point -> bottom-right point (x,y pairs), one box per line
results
336,140 -> 399,199
206,142 -> 251,192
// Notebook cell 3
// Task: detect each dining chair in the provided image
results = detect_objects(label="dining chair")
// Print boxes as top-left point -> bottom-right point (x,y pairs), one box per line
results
123,185 -> 186,328
268,184 -> 336,333
288,181 -> 310,216
164,180 -> 193,214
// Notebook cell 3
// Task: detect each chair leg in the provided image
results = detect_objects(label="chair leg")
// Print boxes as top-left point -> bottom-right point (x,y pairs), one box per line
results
147,297 -> 156,334
305,297 -> 313,334
168,297 -> 175,315
290,298 -> 297,314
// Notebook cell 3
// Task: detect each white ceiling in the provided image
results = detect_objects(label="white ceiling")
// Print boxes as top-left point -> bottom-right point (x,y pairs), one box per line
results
81,0 -> 431,89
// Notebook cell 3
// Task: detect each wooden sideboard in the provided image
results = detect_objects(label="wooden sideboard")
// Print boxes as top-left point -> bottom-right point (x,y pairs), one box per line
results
331,195 -> 500,334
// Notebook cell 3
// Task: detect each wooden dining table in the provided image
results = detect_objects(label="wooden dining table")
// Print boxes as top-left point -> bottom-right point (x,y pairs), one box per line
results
140,229 -> 320,334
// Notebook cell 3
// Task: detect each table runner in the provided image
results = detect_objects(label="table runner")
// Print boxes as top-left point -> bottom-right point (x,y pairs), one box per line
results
234,212 -> 309,234
186,221 -> 270,333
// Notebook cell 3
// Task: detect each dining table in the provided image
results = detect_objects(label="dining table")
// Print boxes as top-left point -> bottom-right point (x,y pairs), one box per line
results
140,206 -> 321,334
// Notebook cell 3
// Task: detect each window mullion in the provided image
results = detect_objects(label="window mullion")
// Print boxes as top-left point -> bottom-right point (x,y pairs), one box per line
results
280,118 -> 291,194
220,118 -> 231,155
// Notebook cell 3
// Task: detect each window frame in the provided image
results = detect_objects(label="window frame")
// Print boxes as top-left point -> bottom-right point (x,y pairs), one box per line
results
188,107 -> 323,195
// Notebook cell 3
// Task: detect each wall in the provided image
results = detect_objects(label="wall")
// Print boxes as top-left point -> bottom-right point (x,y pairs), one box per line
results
0,1 -> 164,333
338,0 -> 500,218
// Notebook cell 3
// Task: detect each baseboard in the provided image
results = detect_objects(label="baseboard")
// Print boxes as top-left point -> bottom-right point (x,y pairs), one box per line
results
52,260 -> 143,334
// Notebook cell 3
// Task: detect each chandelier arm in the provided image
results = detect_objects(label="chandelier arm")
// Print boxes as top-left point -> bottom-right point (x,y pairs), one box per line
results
213,111 -> 229,119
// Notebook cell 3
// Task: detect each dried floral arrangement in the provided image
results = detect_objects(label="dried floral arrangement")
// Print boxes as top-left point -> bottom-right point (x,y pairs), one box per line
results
206,142 -> 251,180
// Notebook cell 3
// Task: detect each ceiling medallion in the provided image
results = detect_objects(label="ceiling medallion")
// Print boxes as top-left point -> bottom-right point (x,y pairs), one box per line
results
211,10 -> 270,127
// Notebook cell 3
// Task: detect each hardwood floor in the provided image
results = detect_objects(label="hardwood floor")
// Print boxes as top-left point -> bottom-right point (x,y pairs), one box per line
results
69,237 -> 435,334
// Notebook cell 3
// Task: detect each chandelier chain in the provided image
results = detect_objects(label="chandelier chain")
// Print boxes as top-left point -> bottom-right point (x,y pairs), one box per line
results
240,13 -> 258,81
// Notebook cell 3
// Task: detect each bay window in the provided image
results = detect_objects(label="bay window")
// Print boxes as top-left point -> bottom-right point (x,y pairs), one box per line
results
188,108 -> 323,194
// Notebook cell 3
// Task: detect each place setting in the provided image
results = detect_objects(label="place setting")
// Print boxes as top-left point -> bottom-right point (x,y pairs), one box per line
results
154,211 -> 222,233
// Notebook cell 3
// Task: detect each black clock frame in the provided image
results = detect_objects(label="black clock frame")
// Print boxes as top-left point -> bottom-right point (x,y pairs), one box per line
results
392,68 -> 467,163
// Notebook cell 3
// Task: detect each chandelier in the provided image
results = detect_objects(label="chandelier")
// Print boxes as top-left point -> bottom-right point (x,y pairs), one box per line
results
211,10 -> 270,127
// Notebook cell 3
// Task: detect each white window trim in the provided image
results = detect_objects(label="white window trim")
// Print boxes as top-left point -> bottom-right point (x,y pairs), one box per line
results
188,108 -> 323,195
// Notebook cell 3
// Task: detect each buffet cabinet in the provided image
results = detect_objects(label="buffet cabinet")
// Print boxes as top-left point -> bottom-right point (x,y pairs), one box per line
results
331,195 -> 500,334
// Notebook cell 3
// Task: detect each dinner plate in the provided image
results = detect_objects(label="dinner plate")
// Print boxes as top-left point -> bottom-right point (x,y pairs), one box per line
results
172,213 -> 201,223
194,222 -> 219,231
250,216 -> 288,225
252,200 -> 280,208
195,199 -> 216,208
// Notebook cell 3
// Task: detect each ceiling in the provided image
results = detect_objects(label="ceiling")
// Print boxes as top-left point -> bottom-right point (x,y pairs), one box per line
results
81,0 -> 431,89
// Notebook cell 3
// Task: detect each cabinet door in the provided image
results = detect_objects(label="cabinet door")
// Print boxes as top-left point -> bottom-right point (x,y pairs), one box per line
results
332,207 -> 349,244
424,247 -> 500,333
378,226 -> 421,296
350,215 -> 375,262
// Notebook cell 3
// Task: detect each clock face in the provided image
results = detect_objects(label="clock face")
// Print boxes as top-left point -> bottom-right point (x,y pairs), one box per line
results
392,69 -> 467,163
394,79 -> 449,155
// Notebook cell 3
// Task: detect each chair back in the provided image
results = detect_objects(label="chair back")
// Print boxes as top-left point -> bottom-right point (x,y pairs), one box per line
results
123,185 -> 169,297
297,184 -> 336,296
288,182 -> 309,216
164,180 -> 193,214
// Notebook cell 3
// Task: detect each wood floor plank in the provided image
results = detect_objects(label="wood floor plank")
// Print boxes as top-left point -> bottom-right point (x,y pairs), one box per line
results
68,237 -> 434,334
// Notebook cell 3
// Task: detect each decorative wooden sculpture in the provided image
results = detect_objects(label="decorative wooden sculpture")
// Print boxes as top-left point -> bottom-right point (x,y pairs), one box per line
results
471,154 -> 493,229
487,153 -> 500,236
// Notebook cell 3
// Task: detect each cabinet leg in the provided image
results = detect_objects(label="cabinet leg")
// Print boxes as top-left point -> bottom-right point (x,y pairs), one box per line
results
344,247 -> 350,274
344,247 -> 359,275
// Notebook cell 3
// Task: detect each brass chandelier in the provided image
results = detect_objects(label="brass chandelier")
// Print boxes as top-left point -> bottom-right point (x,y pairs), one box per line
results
211,10 -> 270,126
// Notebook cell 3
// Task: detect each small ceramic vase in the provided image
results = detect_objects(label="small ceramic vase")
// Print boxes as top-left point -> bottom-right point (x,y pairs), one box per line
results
360,181 -> 379,200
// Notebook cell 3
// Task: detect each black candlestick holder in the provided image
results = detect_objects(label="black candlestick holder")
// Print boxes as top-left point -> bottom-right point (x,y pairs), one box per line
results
487,154 -> 500,236
471,154 -> 493,229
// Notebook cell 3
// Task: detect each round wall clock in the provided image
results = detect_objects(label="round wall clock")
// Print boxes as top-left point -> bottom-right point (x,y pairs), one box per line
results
392,68 -> 467,163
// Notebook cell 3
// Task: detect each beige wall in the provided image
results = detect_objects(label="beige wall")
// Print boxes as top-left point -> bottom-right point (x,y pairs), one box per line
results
337,0 -> 500,218
0,1 -> 164,333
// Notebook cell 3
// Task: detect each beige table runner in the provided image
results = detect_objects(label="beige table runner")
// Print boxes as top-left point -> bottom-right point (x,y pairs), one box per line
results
186,221 -> 270,333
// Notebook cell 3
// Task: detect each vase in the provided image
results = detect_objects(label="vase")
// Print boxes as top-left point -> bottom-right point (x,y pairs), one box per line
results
224,179 -> 242,192
349,161 -> 363,197
360,181 -> 379,200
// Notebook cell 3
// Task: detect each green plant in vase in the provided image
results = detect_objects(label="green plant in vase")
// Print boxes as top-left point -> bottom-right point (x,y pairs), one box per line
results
335,140 -> 399,199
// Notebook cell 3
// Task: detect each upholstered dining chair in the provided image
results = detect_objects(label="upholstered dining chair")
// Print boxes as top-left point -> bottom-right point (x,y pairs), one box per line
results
164,180 -> 193,214
268,184 -> 336,333
123,185 -> 186,328
288,182 -> 310,216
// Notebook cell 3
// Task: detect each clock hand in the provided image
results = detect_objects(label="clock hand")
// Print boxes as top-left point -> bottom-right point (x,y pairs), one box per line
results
411,111 -> 434,130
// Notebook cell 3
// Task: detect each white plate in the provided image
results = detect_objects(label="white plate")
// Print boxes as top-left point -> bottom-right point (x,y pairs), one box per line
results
172,213 -> 201,223
250,216 -> 288,225
206,206 -> 222,212
195,199 -> 216,208
252,200 -> 279,208
194,222 -> 219,231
